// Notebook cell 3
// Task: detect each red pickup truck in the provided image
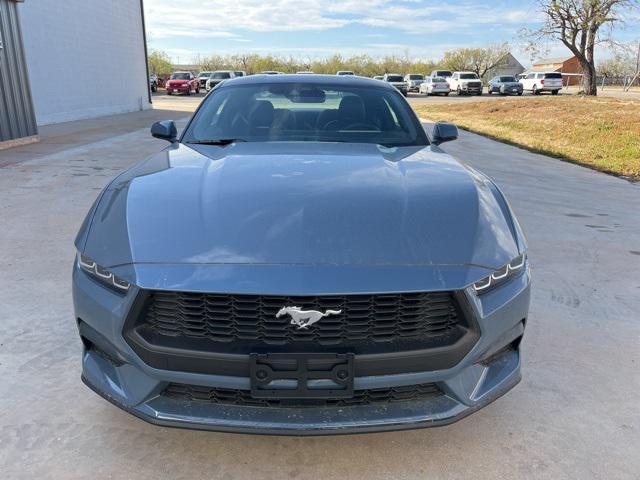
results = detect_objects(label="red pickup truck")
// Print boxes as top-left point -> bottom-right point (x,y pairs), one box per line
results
166,71 -> 199,95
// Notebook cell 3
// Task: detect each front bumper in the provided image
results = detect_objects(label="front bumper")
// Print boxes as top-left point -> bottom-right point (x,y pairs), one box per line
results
501,86 -> 523,95
167,84 -> 190,93
459,84 -> 482,93
74,263 -> 530,435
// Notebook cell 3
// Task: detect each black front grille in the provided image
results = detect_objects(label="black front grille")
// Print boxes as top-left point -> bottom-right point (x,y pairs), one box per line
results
162,382 -> 442,408
136,291 -> 464,349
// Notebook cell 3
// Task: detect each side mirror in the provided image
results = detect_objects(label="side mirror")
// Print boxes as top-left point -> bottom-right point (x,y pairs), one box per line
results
432,122 -> 458,145
151,120 -> 177,143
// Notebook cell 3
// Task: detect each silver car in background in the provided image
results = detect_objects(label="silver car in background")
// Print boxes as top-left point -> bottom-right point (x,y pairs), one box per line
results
419,76 -> 450,96
405,74 -> 425,92
205,71 -> 236,91
383,73 -> 408,96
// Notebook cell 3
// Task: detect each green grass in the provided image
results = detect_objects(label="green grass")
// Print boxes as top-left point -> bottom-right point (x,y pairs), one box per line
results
413,96 -> 640,181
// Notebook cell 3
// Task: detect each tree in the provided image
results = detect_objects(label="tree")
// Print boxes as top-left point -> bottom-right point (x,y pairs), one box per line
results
525,0 -> 637,95
147,49 -> 173,75
598,42 -> 640,80
441,43 -> 512,78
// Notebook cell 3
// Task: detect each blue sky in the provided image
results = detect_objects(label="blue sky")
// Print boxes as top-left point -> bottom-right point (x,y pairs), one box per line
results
144,0 -> 639,66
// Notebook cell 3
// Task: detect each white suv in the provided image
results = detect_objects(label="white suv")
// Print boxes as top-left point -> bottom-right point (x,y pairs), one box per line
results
519,72 -> 563,95
448,72 -> 483,95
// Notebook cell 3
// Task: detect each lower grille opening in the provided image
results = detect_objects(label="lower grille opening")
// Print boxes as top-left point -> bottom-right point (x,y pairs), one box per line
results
162,382 -> 443,408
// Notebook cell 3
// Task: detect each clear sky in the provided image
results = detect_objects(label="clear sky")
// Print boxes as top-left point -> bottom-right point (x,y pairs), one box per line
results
143,0 -> 639,66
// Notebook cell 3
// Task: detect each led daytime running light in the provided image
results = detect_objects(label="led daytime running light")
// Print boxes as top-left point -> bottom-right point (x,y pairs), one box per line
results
78,254 -> 130,291
474,254 -> 526,293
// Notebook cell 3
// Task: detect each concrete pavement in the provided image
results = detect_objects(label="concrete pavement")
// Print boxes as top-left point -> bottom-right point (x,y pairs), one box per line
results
0,103 -> 639,480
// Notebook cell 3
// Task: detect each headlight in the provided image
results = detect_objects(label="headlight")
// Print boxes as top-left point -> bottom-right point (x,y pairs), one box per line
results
77,253 -> 130,292
473,254 -> 527,294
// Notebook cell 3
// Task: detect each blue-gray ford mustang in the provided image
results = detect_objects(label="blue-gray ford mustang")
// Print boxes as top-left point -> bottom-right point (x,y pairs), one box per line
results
73,74 -> 530,435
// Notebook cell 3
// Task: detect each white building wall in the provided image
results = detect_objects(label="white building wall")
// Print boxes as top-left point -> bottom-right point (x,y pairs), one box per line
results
18,0 -> 151,126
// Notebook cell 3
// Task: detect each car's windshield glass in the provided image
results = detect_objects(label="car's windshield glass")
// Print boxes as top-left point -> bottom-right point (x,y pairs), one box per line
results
408,75 -> 423,80
171,73 -> 190,80
432,77 -> 446,82
212,72 -> 232,79
198,72 -> 212,78
460,73 -> 478,79
183,82 -> 428,147
500,76 -> 517,82
386,75 -> 403,82
435,71 -> 452,77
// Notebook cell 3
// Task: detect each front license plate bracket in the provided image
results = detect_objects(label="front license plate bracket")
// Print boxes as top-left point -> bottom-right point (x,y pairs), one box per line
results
250,353 -> 354,399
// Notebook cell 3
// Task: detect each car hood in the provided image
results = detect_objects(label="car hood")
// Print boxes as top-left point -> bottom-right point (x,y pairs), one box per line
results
501,82 -> 522,87
82,142 -> 521,271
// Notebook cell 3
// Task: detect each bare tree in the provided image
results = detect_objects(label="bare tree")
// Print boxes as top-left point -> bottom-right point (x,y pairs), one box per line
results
442,43 -> 512,78
525,0 -> 637,95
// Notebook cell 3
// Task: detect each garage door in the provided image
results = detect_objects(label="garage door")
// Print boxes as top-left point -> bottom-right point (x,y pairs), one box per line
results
0,0 -> 37,144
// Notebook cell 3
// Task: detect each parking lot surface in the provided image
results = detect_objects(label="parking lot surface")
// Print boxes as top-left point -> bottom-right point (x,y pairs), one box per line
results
0,97 -> 638,479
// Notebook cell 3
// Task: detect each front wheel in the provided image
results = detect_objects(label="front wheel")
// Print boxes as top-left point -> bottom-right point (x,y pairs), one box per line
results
551,89 -> 558,95
167,90 -> 172,95
195,85 -> 200,94
444,92 -> 449,96
457,87 -> 462,95
532,85 -> 539,95
517,91 -> 523,96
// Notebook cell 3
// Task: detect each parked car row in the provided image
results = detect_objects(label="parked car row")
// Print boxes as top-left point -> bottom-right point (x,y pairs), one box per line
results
376,69 -> 563,96
152,69 -> 564,97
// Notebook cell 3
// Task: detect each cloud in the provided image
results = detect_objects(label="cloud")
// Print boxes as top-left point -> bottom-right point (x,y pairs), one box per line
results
145,0 -> 538,39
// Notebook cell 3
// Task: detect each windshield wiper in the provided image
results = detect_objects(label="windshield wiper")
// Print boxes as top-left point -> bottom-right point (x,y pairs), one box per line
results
187,138 -> 247,146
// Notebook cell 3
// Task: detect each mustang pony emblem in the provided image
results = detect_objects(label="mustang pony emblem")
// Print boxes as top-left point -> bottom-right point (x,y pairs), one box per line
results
276,306 -> 342,329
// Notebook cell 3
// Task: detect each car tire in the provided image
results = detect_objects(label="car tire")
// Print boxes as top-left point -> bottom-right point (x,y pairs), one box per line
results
445,92 -> 449,96
195,85 -> 200,94
476,91 -> 482,96
457,87 -> 462,95
532,85 -> 539,95
517,92 -> 523,96
167,90 -> 172,95
551,89 -> 558,95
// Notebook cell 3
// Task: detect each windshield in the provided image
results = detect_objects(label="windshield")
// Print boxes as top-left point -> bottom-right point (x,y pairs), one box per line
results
212,72 -> 232,79
460,73 -> 479,79
198,72 -> 213,78
386,75 -> 403,82
435,71 -> 452,77
408,75 -> 423,80
171,73 -> 190,80
500,76 -> 517,82
183,82 -> 428,147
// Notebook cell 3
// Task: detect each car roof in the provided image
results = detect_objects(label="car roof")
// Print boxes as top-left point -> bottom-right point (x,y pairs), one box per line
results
222,74 -> 396,89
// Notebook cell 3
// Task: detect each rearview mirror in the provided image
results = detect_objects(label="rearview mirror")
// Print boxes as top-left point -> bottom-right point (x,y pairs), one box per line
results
431,122 -> 458,145
151,120 -> 178,143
